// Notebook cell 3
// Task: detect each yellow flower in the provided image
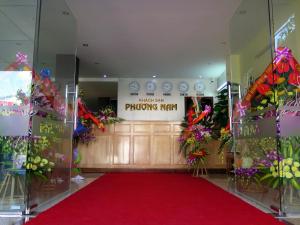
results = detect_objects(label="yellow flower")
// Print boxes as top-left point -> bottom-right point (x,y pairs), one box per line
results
277,77 -> 286,85
261,99 -> 268,105
283,165 -> 290,172
286,158 -> 293,165
285,172 -> 293,179
257,106 -> 264,111
272,172 -> 278,177
279,171 -> 284,177
34,156 -> 41,164
292,166 -> 298,172
295,171 -> 300,177
32,165 -> 37,171
273,160 -> 278,166
26,163 -> 32,169
270,166 -> 275,172
294,162 -> 300,167
41,159 -> 48,164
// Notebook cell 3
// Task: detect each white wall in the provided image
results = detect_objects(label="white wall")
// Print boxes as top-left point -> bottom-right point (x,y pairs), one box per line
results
118,78 -> 217,121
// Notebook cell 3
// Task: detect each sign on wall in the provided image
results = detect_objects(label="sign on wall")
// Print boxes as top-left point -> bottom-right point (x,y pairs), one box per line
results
117,78 -> 217,121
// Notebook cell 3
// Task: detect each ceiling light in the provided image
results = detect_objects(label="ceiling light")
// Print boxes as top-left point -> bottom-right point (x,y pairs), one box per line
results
152,75 -> 157,78
199,75 -> 203,79
103,74 -> 108,78
82,43 -> 89,47
238,10 -> 247,15
62,11 -> 70,16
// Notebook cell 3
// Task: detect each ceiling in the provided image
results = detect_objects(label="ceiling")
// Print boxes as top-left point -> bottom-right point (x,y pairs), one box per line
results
66,0 -> 241,79
0,0 -> 77,75
0,0 -> 37,69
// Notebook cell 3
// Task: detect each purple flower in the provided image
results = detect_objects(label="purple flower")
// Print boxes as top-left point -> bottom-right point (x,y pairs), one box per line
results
235,167 -> 258,177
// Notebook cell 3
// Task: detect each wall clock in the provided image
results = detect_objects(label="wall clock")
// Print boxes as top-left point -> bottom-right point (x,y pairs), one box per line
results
145,80 -> 157,92
128,81 -> 140,92
161,81 -> 173,93
178,81 -> 189,93
194,81 -> 206,92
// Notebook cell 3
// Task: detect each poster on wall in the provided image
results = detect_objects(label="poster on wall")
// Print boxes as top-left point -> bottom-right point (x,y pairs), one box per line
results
118,78 -> 217,121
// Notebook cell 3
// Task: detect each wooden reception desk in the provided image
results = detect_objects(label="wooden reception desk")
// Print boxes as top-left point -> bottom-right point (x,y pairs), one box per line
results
79,121 -> 226,170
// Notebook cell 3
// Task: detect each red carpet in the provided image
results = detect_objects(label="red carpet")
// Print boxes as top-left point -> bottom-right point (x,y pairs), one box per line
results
26,173 -> 285,225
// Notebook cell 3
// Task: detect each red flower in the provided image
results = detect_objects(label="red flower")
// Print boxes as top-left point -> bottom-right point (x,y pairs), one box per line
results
288,71 -> 300,86
277,59 -> 290,74
257,84 -> 271,95
266,72 -> 280,85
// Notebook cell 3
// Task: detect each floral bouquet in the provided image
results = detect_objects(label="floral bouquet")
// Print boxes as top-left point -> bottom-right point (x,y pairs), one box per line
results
218,127 -> 232,154
179,120 -> 211,176
96,106 -> 124,125
234,156 -> 266,192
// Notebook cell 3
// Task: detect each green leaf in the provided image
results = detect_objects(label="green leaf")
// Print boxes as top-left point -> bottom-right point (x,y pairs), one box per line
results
253,176 -> 260,184
288,143 -> 293,158
291,178 -> 300,190
260,173 -> 273,182
272,178 -> 279,189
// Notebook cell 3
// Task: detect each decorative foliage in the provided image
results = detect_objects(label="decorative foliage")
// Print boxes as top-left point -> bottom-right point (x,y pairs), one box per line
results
212,88 -> 229,132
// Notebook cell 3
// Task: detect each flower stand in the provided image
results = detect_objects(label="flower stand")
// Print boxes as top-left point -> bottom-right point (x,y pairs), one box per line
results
192,158 -> 208,177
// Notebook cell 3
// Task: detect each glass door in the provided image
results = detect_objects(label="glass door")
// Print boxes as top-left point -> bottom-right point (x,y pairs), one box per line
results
272,0 -> 300,216
26,0 -> 77,213
229,0 -> 281,213
0,0 -> 38,213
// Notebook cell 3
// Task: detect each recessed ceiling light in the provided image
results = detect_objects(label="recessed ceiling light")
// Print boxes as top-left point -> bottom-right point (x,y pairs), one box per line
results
152,75 -> 157,78
82,43 -> 89,47
103,74 -> 108,78
238,10 -> 247,15
62,11 -> 70,16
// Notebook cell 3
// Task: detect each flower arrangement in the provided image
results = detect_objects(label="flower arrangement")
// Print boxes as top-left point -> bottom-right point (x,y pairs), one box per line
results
235,47 -> 300,116
178,102 -> 212,176
259,140 -> 300,190
218,126 -> 232,153
96,106 -> 124,125
72,98 -> 123,173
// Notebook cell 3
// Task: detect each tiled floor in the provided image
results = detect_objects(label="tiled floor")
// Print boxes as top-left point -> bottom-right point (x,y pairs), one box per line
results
1,173 -> 300,225
205,174 -> 300,225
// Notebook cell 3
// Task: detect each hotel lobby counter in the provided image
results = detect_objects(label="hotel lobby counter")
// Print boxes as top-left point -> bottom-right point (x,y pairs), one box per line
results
78,121 -> 226,170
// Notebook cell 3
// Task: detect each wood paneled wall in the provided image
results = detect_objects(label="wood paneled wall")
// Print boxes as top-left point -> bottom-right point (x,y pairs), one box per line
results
79,121 -> 226,169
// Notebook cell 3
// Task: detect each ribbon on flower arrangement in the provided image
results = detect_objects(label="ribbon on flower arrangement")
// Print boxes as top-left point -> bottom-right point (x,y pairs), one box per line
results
236,101 -> 247,118
16,52 -> 28,65
191,105 -> 211,125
